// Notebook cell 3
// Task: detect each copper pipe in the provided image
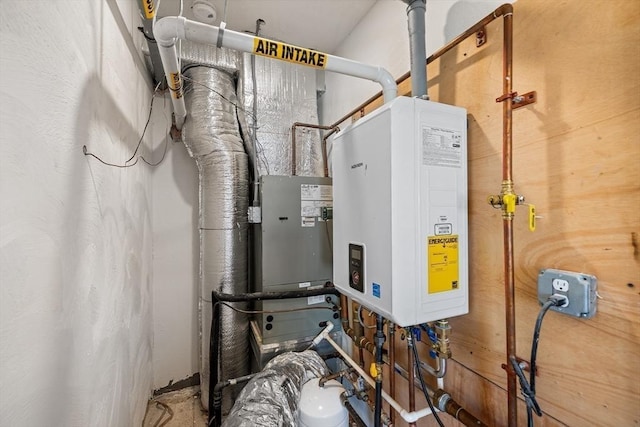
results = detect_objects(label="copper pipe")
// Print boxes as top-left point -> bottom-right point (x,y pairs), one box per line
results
325,4 -> 514,130
290,122 -> 337,176
341,296 -> 377,354
501,6 -> 517,426
321,127 -> 339,177
388,322 -> 396,426
351,302 -> 366,367
433,389 -> 488,427
340,294 -> 350,331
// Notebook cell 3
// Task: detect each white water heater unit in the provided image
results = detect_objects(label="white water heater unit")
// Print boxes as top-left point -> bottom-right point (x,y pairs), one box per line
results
332,97 -> 468,327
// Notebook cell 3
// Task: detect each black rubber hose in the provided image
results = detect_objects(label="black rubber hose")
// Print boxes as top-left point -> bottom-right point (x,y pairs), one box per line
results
212,285 -> 339,302
209,299 -> 221,427
374,314 -> 385,427
411,329 -> 445,427
211,374 -> 256,427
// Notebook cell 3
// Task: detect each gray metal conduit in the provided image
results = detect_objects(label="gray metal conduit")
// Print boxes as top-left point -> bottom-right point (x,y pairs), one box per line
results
403,0 -> 428,98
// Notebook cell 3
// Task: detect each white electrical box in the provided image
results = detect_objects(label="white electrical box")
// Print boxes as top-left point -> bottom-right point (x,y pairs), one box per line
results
332,97 -> 468,327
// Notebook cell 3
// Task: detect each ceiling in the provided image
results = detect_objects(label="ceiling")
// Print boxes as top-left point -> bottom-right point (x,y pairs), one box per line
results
158,0 -> 379,54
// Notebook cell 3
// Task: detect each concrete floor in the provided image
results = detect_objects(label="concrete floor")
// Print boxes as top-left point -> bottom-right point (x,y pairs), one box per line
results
143,386 -> 207,427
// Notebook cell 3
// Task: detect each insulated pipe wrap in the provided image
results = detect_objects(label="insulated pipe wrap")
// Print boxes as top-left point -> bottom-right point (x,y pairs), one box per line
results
222,351 -> 330,427
183,66 -> 249,412
180,42 -> 241,73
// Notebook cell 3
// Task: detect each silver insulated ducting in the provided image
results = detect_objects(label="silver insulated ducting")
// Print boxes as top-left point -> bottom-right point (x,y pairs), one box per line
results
182,64 -> 249,411
242,54 -> 324,177
222,351 -> 330,427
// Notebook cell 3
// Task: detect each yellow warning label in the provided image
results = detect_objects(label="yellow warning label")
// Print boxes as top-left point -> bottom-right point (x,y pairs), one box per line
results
168,72 -> 183,100
252,37 -> 328,69
141,0 -> 156,19
428,235 -> 459,294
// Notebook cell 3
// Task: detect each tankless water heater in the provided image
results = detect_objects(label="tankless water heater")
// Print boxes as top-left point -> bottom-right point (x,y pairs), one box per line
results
332,97 -> 468,327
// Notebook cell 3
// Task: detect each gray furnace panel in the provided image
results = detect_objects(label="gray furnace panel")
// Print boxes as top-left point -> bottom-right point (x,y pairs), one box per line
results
252,176 -> 338,347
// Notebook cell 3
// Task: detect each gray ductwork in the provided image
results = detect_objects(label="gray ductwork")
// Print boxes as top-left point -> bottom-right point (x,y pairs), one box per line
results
403,0 -> 428,98
182,65 -> 250,412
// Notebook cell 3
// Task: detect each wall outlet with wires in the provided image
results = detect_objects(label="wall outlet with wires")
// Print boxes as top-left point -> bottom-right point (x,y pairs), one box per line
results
537,269 -> 598,318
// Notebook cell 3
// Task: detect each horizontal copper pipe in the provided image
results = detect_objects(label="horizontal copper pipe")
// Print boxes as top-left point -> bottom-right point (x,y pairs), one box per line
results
327,3 -> 515,129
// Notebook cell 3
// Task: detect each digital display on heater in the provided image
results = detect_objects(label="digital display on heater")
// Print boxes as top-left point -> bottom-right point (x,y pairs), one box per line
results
351,249 -> 361,260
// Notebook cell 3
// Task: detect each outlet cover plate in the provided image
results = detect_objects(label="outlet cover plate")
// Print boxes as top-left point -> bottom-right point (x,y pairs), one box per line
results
538,269 -> 597,318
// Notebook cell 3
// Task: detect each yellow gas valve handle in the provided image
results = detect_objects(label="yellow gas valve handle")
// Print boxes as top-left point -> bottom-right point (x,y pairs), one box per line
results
503,193 -> 517,214
369,363 -> 378,378
528,204 -> 536,232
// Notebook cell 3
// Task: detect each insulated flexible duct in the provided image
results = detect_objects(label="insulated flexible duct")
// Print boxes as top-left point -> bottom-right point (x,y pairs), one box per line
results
183,66 -> 249,412
222,351 -> 329,427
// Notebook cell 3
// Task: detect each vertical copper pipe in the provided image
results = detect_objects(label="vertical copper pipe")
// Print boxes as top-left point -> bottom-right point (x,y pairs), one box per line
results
291,122 -> 338,176
340,294 -> 350,331
321,127 -> 339,177
388,322 -> 396,426
352,303 -> 365,368
501,7 -> 517,427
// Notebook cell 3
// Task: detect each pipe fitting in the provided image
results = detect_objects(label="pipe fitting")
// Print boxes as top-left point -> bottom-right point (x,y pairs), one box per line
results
434,320 -> 452,359
154,16 -> 187,47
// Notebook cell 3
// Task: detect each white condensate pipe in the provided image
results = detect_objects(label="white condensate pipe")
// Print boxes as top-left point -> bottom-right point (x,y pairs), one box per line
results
318,327 -> 444,424
153,16 -> 398,129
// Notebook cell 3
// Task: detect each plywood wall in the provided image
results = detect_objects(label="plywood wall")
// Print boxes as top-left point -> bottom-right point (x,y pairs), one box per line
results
350,0 -> 640,425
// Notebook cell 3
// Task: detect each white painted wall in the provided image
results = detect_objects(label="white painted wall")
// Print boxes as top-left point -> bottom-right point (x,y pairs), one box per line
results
321,0 -> 515,127
0,1 -> 165,425
150,128 -> 200,390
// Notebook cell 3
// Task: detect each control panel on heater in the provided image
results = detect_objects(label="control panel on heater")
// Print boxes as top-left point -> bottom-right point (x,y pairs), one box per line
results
332,97 -> 469,327
348,243 -> 365,293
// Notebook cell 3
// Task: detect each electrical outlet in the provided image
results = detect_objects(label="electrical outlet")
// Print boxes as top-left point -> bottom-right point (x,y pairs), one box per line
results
538,269 -> 598,318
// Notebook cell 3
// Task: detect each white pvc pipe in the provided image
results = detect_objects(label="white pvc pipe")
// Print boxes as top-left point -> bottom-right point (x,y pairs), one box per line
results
320,328 -> 444,424
153,16 -> 398,130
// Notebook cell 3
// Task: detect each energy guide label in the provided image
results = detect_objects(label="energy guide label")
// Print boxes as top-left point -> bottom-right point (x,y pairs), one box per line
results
422,126 -> 462,168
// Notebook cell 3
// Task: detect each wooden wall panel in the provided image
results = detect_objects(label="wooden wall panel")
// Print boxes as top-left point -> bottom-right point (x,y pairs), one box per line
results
346,0 -> 639,425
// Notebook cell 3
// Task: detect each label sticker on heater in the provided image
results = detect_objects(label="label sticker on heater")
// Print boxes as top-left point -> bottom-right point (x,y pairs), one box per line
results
422,126 -> 462,168
434,223 -> 453,235
301,184 -> 332,201
301,200 -> 332,218
301,184 -> 332,219
307,295 -> 325,305
301,216 -> 316,227
372,283 -> 381,298
427,235 -> 459,293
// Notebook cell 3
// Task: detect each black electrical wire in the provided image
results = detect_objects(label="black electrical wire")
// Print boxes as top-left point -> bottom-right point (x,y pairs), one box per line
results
137,26 -> 156,43
180,67 -> 256,120
514,296 -> 564,427
410,328 -> 446,427
373,315 -> 384,427
83,82 -> 170,168
530,299 -> 558,394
